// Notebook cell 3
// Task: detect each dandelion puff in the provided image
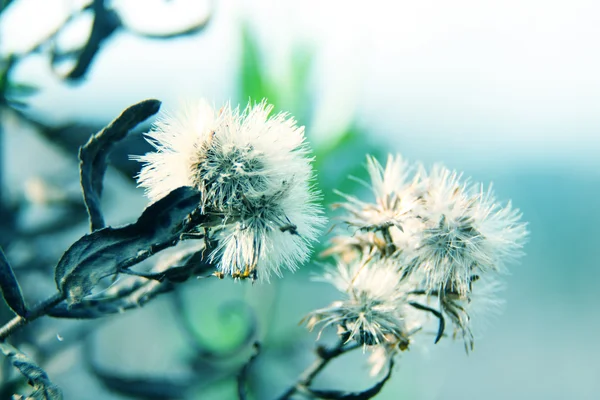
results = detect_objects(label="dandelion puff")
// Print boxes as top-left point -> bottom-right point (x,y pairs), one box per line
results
328,154 -> 421,264
133,100 -> 218,202
409,164 -> 529,297
335,154 -> 417,233
212,182 -> 325,281
134,99 -> 325,280
305,259 -> 408,347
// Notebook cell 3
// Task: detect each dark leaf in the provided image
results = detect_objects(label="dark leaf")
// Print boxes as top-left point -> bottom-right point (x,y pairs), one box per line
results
79,98 -> 161,231
0,342 -> 63,400
48,279 -> 172,319
0,247 -> 27,317
408,301 -> 445,344
124,247 -> 214,284
50,247 -> 214,319
65,0 -> 121,81
54,187 -> 201,305
237,342 -> 260,400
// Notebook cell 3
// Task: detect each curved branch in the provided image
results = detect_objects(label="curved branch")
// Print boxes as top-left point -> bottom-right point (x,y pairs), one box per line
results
0,293 -> 65,341
305,359 -> 394,400
276,340 -> 361,400
237,342 -> 260,400
65,0 -> 121,80
408,301 -> 445,344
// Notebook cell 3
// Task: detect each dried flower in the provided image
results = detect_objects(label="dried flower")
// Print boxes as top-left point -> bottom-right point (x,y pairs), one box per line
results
309,152 -> 528,365
134,99 -> 325,280
409,165 -> 528,296
328,155 -> 528,297
306,259 -> 409,346
335,154 -> 416,234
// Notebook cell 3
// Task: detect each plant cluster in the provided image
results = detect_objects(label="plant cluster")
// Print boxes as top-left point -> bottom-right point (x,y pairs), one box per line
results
0,99 -> 527,399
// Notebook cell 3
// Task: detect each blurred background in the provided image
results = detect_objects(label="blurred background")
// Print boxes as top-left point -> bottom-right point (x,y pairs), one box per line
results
0,0 -> 598,399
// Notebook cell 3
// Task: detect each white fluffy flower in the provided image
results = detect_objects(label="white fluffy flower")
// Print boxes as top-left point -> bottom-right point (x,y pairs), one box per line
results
314,153 -> 528,355
306,259 -> 409,346
134,99 -> 325,280
134,100 -> 218,202
335,154 -> 417,233
409,165 -> 528,296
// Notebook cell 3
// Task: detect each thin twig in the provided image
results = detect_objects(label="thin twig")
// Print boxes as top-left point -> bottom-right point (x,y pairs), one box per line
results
237,342 -> 260,400
65,0 -> 120,80
50,249 -> 215,320
0,293 -> 65,341
48,279 -> 172,319
305,359 -> 394,400
276,340 -> 361,400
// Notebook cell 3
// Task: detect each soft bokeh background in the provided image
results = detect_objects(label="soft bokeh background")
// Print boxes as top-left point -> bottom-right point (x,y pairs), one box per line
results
1,0 -> 599,399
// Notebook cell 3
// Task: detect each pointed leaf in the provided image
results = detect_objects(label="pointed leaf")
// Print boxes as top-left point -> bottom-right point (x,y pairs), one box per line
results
79,99 -> 161,231
0,247 -> 27,317
54,187 -> 202,305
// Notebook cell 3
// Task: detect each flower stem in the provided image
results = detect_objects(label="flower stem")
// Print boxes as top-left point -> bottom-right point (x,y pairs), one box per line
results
276,340 -> 360,400
0,292 -> 65,341
382,226 -> 396,256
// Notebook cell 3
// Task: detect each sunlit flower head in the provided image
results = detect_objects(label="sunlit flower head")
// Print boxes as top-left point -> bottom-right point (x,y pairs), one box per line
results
211,178 -> 324,281
408,165 -> 528,296
134,99 -> 325,280
305,259 -> 409,346
335,154 -> 417,233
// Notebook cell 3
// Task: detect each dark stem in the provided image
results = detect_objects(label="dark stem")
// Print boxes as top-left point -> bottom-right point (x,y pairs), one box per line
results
0,112 -> 3,213
276,340 -> 360,400
408,301 -> 445,344
306,358 -> 395,400
237,342 -> 260,400
0,293 -> 65,341
66,0 -> 121,80
381,226 -> 396,256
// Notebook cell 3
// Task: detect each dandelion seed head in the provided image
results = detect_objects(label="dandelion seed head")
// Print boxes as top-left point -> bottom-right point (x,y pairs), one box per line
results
306,260 -> 408,346
311,152 -> 527,361
134,100 -> 218,202
410,165 -> 529,296
192,101 -> 310,213
336,154 -> 417,233
134,99 -> 325,280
